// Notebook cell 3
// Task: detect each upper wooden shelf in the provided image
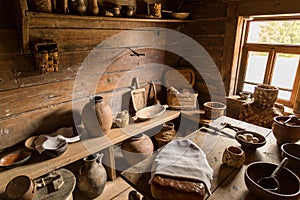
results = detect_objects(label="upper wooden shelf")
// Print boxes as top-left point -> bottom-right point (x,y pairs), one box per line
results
13,0 -> 193,53
0,110 -> 180,193
27,11 -> 193,25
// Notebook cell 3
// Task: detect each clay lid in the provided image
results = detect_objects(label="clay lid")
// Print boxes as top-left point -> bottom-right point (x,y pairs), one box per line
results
5,175 -> 35,199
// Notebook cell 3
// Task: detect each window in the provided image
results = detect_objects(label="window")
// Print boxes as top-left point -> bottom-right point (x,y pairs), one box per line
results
236,16 -> 300,106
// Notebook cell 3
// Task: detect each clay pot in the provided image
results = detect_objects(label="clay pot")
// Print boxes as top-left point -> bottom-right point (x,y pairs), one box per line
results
222,146 -> 245,168
82,95 -> 113,137
122,134 -> 154,165
68,0 -> 86,15
5,175 -> 36,200
77,154 -> 107,199
87,0 -> 99,15
253,84 -> 278,108
272,116 -> 300,145
155,122 -> 177,148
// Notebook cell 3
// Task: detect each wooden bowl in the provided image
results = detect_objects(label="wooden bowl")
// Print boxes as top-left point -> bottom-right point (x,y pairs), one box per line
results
235,130 -> 266,151
203,101 -> 226,119
0,150 -> 31,169
281,143 -> 300,173
245,161 -> 300,200
43,141 -> 68,158
25,136 -> 38,151
272,116 -> 300,145
171,12 -> 190,20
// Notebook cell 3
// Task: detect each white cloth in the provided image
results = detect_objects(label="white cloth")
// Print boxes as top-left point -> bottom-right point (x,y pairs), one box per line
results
149,139 -> 214,194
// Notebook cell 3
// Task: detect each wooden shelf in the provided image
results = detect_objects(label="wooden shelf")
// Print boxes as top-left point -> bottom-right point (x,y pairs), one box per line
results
13,0 -> 192,53
0,110 -> 180,193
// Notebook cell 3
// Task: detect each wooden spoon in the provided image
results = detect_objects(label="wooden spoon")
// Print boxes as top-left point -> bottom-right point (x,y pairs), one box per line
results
257,157 -> 289,191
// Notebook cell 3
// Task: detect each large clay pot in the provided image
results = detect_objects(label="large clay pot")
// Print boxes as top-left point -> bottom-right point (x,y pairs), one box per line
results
253,84 -> 278,108
82,95 -> 113,137
77,154 -> 107,199
122,134 -> 154,165
154,122 -> 177,148
272,116 -> 300,145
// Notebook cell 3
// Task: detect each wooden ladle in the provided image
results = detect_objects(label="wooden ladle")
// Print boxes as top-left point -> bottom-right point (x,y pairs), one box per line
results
283,115 -> 298,125
257,157 -> 289,191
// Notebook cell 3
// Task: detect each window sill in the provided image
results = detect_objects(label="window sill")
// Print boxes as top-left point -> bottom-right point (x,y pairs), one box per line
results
226,95 -> 294,115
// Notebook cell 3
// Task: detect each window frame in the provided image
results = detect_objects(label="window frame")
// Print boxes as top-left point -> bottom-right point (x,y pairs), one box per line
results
236,16 -> 300,107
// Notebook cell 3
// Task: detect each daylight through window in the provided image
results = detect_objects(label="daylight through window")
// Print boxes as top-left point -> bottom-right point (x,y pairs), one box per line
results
237,17 -> 300,106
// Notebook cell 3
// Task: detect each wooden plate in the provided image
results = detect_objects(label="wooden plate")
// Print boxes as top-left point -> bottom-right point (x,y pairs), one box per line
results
0,150 -> 31,169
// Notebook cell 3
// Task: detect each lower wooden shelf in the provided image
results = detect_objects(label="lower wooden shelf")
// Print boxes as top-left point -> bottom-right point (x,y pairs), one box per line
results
0,110 -> 180,193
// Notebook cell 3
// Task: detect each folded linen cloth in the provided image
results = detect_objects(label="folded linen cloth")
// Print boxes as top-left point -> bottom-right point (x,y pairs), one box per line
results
149,139 -> 214,194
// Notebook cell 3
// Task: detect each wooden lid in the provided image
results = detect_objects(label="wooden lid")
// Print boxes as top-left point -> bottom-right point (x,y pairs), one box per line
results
164,68 -> 195,89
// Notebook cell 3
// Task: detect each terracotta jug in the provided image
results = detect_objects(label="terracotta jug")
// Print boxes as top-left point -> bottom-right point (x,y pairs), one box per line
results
122,134 -> 154,165
77,154 -> 107,199
82,95 -> 113,137
87,0 -> 99,15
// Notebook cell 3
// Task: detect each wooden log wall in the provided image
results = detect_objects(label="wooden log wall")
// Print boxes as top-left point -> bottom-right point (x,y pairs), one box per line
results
0,0 -> 185,149
182,0 -> 229,106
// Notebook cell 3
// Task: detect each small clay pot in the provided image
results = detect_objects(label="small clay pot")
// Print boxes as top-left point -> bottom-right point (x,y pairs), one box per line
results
122,134 -> 154,165
155,122 -> 177,148
5,175 -> 36,200
222,146 -> 245,168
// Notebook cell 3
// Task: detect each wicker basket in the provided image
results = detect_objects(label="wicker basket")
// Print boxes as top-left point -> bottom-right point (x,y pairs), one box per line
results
167,91 -> 198,110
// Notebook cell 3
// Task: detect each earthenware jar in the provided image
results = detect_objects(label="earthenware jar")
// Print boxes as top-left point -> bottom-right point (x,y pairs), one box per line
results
155,122 -> 176,148
77,154 -> 107,199
253,84 -> 278,108
122,134 -> 154,165
222,146 -> 245,168
82,95 -> 113,137
87,0 -> 99,15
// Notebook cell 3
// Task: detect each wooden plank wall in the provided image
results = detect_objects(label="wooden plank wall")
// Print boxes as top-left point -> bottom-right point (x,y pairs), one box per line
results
182,0 -> 229,106
0,0 -> 184,149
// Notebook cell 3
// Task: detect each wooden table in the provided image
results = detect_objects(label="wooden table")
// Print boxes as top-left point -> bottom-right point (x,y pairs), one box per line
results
121,115 -> 285,200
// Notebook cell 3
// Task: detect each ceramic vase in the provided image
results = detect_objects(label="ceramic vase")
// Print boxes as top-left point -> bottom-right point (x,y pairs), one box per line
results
122,134 -> 154,165
154,122 -> 176,148
222,146 -> 245,168
87,0 -> 99,15
77,154 -> 107,199
69,0 -> 86,15
253,84 -> 278,108
82,95 -> 113,137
